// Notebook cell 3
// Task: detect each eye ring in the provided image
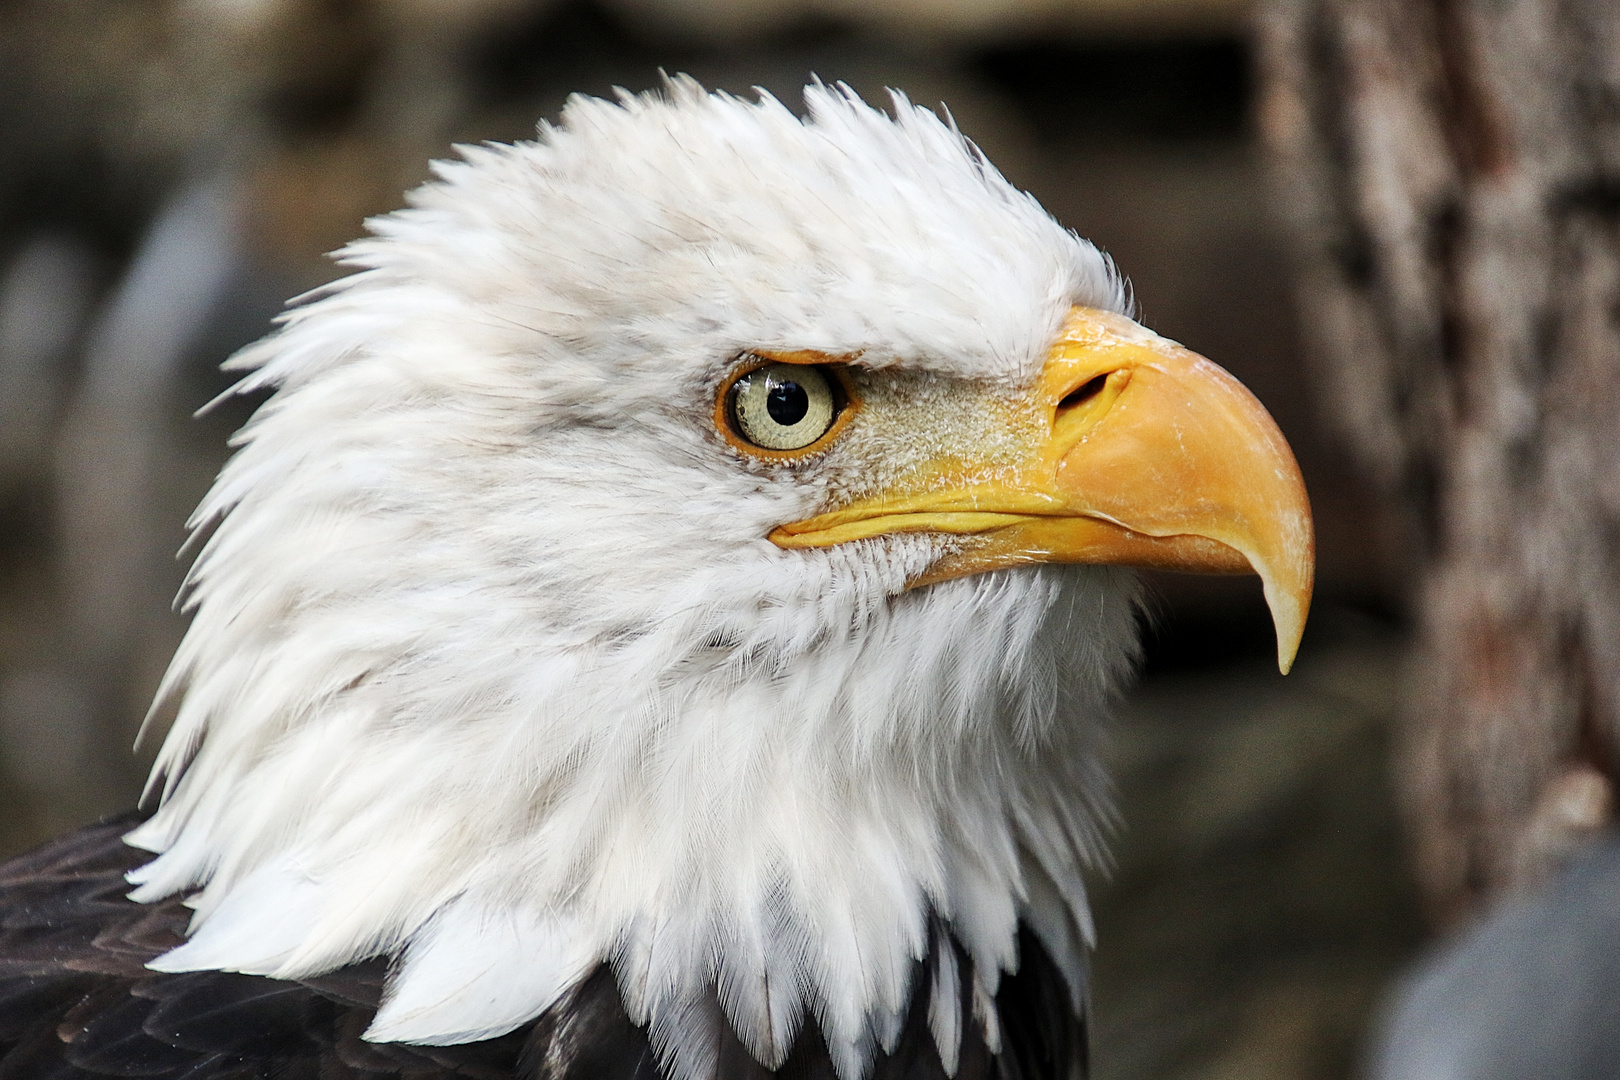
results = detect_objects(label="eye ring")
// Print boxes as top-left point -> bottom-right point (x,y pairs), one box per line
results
714,354 -> 858,460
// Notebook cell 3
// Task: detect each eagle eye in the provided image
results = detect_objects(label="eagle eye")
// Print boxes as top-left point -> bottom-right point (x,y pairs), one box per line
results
726,361 -> 842,452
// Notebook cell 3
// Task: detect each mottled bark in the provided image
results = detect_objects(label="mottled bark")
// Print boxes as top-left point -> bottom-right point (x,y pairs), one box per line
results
1257,0 -> 1620,921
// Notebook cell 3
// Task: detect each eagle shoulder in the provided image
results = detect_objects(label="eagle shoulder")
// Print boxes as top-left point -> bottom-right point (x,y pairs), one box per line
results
0,818 -> 1084,1080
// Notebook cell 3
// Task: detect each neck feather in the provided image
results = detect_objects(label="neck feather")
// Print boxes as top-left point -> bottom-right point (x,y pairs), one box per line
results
127,557 -> 1137,1080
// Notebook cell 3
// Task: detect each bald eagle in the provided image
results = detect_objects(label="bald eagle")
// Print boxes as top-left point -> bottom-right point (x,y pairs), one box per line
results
0,80 -> 1312,1080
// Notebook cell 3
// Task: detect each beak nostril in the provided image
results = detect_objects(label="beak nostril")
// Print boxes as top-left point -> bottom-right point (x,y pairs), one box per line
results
1058,374 -> 1109,414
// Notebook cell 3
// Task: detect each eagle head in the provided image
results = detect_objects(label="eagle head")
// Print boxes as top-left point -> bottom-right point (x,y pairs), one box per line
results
122,79 -> 1312,1080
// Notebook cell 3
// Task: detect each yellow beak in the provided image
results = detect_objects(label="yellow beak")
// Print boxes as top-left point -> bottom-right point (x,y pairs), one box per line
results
769,307 -> 1315,673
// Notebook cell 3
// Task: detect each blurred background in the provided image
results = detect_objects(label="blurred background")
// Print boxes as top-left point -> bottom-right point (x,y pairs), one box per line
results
3,0 -> 1614,1077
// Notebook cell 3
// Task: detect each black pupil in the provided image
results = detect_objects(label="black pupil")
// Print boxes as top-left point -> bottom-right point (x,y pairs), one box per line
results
766,380 -> 809,426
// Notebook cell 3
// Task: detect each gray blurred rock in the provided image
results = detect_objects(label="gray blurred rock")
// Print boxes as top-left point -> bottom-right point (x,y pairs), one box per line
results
1371,834 -> 1620,1080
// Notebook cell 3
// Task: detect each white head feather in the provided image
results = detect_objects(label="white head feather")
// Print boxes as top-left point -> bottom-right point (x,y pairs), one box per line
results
124,78 -> 1140,1080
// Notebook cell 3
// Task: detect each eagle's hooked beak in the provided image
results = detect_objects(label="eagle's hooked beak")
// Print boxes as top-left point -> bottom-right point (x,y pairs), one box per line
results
769,306 -> 1315,673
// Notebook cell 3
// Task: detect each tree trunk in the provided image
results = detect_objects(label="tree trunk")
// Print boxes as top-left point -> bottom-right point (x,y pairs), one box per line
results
1256,0 -> 1620,923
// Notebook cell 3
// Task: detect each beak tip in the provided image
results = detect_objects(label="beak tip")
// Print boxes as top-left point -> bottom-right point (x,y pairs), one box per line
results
1267,586 -> 1310,676
1251,517 -> 1313,676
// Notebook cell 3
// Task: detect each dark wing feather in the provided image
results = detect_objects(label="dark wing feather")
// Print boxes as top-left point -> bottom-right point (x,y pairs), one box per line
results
519,967 -> 660,1080
0,976 -> 96,1041
0,1017 -> 98,1080
993,927 -> 1087,1080
64,989 -> 216,1076
137,973 -> 334,1058
0,815 -> 446,1080
0,817 -> 1087,1080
